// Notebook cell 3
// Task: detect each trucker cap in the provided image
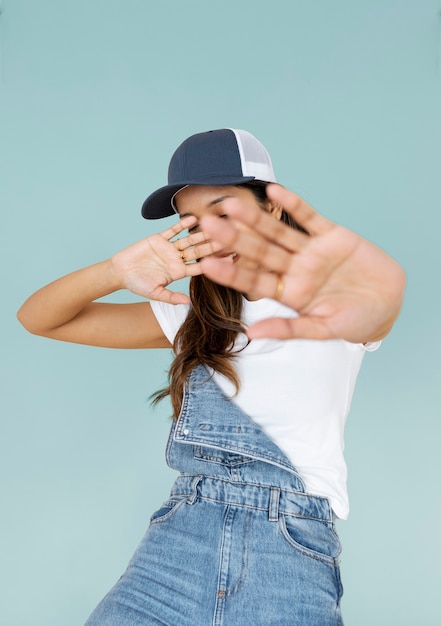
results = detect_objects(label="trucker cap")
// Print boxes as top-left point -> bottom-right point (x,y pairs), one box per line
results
141,128 -> 277,219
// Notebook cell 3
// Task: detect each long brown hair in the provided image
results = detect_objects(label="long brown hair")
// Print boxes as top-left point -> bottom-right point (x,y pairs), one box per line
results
152,182 -> 306,417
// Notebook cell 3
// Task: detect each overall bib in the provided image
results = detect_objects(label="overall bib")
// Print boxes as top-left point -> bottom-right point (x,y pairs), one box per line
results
85,365 -> 344,625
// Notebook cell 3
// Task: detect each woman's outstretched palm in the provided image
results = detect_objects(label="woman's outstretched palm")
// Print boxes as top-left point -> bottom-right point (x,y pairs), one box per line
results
200,184 -> 405,343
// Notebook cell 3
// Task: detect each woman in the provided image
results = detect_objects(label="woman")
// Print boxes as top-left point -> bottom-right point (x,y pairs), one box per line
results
17,129 -> 405,625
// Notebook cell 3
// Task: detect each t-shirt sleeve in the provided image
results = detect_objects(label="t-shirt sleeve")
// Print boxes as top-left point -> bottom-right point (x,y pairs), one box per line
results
149,300 -> 190,344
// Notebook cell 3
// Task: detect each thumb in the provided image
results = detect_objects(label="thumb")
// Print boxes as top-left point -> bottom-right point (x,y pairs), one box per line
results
151,286 -> 190,306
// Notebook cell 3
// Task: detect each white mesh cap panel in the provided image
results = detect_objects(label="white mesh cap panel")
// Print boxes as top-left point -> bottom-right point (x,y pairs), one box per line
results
229,129 -> 277,182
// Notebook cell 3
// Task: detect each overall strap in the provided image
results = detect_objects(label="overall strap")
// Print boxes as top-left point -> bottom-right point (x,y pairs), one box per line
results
169,365 -> 304,482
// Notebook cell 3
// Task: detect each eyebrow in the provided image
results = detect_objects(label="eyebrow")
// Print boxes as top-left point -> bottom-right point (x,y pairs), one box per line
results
180,195 -> 233,219
208,195 -> 232,207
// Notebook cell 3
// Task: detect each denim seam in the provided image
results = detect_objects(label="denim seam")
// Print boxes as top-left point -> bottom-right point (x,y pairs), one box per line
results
334,562 -> 344,606
213,505 -> 230,625
225,509 -> 252,598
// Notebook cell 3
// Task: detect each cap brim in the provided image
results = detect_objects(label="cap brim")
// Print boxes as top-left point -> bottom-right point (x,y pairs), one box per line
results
141,176 -> 256,220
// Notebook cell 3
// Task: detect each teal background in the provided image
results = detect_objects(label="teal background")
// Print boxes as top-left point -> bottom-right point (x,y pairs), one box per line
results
1,0 -> 440,624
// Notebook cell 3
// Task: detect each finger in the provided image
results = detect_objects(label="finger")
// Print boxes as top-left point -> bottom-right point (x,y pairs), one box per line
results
174,230 -> 207,250
200,216 -> 295,275
160,215 -> 197,241
186,240 -> 226,261
185,262 -> 204,277
201,257 -> 285,301
247,316 -> 334,340
175,234 -> 225,261
204,199 -> 309,254
266,184 -> 334,236
152,286 -> 190,305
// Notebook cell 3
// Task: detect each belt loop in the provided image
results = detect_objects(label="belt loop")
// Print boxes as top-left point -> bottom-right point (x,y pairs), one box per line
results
187,475 -> 202,505
269,487 -> 280,522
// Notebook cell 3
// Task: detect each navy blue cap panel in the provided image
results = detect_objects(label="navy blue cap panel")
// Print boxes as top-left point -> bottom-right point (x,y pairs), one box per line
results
168,129 -> 243,183
140,128 -> 273,220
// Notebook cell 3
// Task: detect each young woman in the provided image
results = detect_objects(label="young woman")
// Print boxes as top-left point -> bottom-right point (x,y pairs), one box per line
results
17,129 -> 405,625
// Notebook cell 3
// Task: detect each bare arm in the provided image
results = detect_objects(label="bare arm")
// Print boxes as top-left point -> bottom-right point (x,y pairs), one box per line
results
17,260 -> 170,348
17,216 -> 220,349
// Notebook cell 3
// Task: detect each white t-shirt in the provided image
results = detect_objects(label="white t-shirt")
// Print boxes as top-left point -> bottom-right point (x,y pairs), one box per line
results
150,297 -> 379,519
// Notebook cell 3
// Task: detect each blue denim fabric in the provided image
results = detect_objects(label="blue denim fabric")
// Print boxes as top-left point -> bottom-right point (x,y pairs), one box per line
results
85,365 -> 344,625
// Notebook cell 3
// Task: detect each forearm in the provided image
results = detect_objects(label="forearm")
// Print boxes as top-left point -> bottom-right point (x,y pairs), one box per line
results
17,259 -> 121,335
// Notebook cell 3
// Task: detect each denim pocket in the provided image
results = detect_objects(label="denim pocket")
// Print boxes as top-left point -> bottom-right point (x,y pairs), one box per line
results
149,496 -> 187,525
279,514 -> 342,566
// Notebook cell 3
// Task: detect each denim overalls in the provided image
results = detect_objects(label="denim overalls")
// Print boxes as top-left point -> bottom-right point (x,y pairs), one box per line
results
85,365 -> 344,626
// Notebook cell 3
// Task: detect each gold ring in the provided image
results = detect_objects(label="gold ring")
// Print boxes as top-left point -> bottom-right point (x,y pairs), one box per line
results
180,251 -> 186,262
274,274 -> 284,301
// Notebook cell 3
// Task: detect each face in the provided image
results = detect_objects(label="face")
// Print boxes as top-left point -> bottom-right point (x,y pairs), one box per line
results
174,185 -> 279,268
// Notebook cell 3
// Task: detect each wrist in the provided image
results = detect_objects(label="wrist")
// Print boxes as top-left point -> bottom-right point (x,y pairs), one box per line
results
108,253 -> 132,291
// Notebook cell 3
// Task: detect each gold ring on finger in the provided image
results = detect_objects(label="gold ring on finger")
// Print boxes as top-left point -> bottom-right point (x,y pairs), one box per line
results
180,251 -> 187,263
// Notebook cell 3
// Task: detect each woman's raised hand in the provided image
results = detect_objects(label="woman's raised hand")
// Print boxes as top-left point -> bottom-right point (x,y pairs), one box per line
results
112,215 -> 222,304
17,216 -> 222,347
200,184 -> 406,344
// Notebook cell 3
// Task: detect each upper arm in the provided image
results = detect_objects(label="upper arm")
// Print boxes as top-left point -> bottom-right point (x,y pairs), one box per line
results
34,301 -> 172,349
